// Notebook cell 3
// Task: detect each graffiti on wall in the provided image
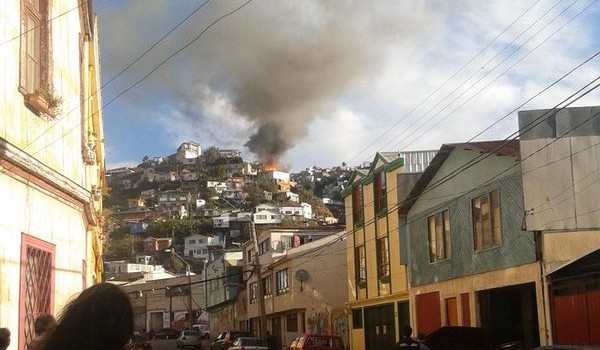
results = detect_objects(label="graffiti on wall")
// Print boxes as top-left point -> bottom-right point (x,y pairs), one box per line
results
307,307 -> 349,349
331,307 -> 349,349
307,309 -> 330,335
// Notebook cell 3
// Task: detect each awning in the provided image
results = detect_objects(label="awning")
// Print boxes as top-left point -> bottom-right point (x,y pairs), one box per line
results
546,247 -> 600,280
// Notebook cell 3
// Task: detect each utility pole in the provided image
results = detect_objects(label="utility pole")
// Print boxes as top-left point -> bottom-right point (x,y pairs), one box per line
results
250,220 -> 267,339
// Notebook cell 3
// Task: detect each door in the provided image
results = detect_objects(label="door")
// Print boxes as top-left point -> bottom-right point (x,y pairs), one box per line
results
364,304 -> 395,350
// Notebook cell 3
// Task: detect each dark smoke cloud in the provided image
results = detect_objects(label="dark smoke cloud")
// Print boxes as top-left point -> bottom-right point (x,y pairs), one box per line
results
98,0 -> 436,164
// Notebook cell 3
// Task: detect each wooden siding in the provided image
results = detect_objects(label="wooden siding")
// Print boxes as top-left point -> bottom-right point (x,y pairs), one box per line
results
408,165 -> 537,286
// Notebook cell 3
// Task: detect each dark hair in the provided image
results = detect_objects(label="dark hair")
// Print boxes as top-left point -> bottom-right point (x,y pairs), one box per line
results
34,314 -> 56,335
0,328 -> 10,350
42,283 -> 134,350
402,325 -> 413,337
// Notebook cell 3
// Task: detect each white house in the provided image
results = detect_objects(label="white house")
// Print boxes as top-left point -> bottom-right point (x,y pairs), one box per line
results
279,205 -> 303,216
253,210 -> 283,225
300,202 -> 313,220
286,192 -> 299,203
184,234 -> 209,260
256,203 -> 280,213
176,141 -> 201,162
213,214 -> 230,228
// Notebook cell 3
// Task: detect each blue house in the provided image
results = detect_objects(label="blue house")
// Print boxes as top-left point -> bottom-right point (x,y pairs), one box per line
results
399,141 -> 541,349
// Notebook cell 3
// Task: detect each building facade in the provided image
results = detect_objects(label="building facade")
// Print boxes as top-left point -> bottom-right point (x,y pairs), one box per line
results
519,106 -> 600,346
402,142 -> 542,349
0,1 -> 105,349
343,150 -> 436,350
244,229 -> 348,349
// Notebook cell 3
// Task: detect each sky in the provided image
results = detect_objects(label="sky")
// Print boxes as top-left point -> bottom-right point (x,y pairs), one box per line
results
94,0 -> 600,172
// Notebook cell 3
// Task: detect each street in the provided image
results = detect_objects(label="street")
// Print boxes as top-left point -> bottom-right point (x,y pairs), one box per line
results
150,338 -> 212,350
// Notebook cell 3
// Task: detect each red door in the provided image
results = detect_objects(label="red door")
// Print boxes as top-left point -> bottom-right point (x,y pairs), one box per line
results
416,292 -> 441,335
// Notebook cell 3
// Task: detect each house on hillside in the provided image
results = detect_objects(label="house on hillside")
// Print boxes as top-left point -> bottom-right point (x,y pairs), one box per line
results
400,141 -> 541,349
519,106 -> 600,346
144,237 -> 173,253
0,1 -> 105,348
184,234 -> 209,260
177,142 -> 201,163
254,210 -> 283,225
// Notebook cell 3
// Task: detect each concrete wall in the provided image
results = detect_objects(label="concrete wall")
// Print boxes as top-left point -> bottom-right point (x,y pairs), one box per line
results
519,106 -> 600,231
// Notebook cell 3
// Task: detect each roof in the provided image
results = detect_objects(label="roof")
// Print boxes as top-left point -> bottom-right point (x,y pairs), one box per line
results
399,140 -> 520,214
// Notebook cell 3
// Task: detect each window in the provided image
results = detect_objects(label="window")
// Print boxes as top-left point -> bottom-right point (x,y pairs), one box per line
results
259,239 -> 270,255
352,309 -> 363,329
472,189 -> 502,251
262,276 -> 272,297
354,245 -> 366,288
189,239 -> 196,244
247,250 -> 253,263
281,236 -> 293,250
374,171 -> 387,214
249,282 -> 258,303
427,210 -> 451,262
20,234 -> 55,350
286,313 -> 298,332
376,237 -> 390,280
20,0 -> 50,95
352,185 -> 363,225
256,214 -> 267,220
275,269 -> 289,295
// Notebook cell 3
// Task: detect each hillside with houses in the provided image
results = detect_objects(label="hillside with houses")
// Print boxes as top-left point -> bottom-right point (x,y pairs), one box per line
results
102,142 -> 351,276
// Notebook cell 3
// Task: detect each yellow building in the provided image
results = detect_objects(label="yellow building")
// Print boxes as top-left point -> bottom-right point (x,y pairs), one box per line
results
343,151 -> 436,350
0,1 -> 105,349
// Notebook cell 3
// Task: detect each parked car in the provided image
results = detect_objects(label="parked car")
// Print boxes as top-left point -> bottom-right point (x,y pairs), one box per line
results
210,330 -> 253,350
228,337 -> 269,350
176,329 -> 203,349
192,324 -> 210,339
154,327 -> 181,339
130,333 -> 152,350
424,326 -> 492,350
287,334 -> 344,350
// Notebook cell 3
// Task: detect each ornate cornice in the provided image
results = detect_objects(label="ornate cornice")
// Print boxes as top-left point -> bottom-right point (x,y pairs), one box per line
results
0,138 -> 97,225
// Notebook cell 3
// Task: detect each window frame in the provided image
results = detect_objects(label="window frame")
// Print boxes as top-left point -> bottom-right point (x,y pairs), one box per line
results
471,189 -> 502,252
259,238 -> 270,255
427,209 -> 451,262
249,281 -> 258,303
374,171 -> 387,214
262,275 -> 272,297
354,245 -> 366,288
275,268 -> 289,295
376,237 -> 390,280
19,0 -> 51,97
19,233 -> 55,350
352,184 -> 364,226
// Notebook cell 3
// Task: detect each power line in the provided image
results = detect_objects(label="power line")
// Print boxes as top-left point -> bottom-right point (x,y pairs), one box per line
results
389,0 -> 596,153
348,0 -> 546,164
0,4 -> 82,46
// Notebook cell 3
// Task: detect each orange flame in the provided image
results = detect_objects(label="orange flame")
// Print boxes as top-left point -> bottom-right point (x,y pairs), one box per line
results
264,159 -> 277,171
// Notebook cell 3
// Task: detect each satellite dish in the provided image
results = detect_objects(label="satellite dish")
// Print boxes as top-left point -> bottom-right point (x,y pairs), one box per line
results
295,269 -> 309,282
295,269 -> 309,291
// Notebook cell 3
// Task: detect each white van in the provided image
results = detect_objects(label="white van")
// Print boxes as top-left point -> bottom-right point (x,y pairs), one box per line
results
191,324 -> 210,339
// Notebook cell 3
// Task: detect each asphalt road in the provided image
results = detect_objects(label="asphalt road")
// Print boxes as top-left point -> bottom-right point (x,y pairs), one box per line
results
150,338 -> 212,350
